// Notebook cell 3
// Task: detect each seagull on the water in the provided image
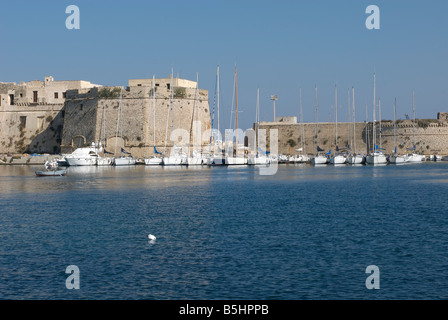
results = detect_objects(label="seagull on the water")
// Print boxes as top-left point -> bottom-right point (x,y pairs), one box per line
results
148,234 -> 156,241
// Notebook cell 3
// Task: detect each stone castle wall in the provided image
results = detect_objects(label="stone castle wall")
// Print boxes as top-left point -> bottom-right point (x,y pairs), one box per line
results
61,84 -> 212,158
259,119 -> 448,156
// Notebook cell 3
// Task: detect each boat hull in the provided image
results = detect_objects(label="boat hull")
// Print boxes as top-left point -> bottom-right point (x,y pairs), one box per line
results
311,156 -> 328,165
347,155 -> 364,164
65,157 -> 97,166
389,155 -> 406,164
35,170 -> 67,177
145,157 -> 163,165
225,157 -> 247,165
114,157 -> 136,166
366,154 -> 388,165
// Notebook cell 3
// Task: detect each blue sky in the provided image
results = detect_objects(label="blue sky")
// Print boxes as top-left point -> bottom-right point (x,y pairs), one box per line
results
1,0 -> 447,129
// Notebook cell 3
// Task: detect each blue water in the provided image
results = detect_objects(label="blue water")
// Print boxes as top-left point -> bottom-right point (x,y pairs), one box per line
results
1,162 -> 448,300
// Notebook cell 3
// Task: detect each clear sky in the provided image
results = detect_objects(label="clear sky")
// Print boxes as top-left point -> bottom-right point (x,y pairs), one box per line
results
1,0 -> 447,130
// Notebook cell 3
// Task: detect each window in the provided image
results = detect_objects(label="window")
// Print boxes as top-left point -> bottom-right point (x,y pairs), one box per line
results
167,84 -> 170,90
63,92 -> 67,99
33,91 -> 38,103
54,92 -> 59,99
137,84 -> 142,87
9,94 -> 14,105
80,104 -> 83,111
19,116 -> 27,129
20,93 -> 23,98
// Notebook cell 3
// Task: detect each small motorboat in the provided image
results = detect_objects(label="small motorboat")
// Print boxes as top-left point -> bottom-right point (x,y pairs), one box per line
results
35,160 -> 67,176
35,169 -> 67,177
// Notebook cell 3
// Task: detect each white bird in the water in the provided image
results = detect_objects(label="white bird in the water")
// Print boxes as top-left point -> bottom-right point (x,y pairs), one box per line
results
148,234 -> 156,241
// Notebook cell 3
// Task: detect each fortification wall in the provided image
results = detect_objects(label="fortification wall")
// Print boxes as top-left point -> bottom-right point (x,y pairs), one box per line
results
61,85 -> 211,158
259,119 -> 448,156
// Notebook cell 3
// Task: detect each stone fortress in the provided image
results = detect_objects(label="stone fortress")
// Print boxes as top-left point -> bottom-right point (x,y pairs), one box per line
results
1,75 -> 447,159
0,76 -> 212,159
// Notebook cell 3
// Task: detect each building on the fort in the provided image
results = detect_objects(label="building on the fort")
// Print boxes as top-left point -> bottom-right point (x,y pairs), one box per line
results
0,76 -> 101,154
1,75 -> 211,158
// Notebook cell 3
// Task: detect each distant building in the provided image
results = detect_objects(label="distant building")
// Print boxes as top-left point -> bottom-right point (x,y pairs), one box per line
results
437,112 -> 448,120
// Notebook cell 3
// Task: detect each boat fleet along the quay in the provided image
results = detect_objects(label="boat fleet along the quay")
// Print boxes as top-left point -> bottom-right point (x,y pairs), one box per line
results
53,69 -> 445,169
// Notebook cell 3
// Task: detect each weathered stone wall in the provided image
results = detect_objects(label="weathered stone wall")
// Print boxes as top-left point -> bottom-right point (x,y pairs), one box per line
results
259,119 -> 448,156
61,83 -> 212,158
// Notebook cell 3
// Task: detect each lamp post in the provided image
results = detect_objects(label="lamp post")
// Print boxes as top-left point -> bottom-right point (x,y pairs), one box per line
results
271,95 -> 278,122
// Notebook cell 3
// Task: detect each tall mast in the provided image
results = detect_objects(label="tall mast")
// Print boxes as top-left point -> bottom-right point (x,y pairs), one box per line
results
379,98 -> 382,150
352,87 -> 356,154
394,97 -> 397,154
256,87 -> 260,154
217,65 -> 220,135
412,90 -> 416,149
347,87 -> 351,151
235,67 -> 238,150
372,72 -> 376,152
299,87 -> 304,152
335,84 -> 338,149
152,74 -> 156,150
314,85 -> 318,152
365,103 -> 369,155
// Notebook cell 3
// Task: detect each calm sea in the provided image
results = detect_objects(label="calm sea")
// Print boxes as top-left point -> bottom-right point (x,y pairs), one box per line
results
1,162 -> 448,300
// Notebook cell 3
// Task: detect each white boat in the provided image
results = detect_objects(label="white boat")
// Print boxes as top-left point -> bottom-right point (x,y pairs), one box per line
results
366,152 -> 388,164
329,154 -> 346,164
366,73 -> 388,165
311,155 -> 328,165
187,150 -> 208,165
64,143 -> 101,166
389,155 -> 406,164
144,75 -> 164,166
329,85 -> 346,165
97,156 -> 114,166
389,98 -> 406,165
347,154 -> 364,164
114,156 -> 136,166
404,153 -> 425,163
145,156 -> 163,165
248,154 -> 270,165
310,86 -> 328,165
442,156 -> 448,161
163,147 -> 188,166
225,67 -> 247,166
404,91 -> 425,164
113,88 -> 136,166
347,87 -> 364,165
225,156 -> 247,165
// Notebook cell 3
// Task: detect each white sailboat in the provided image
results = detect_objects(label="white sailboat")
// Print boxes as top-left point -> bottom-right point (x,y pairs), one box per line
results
329,84 -> 346,164
347,87 -> 364,164
145,75 -> 163,166
97,101 -> 114,166
114,88 -> 136,166
366,73 -> 387,165
296,87 -> 310,163
310,86 -> 328,165
404,91 -> 425,163
389,98 -> 406,164
163,69 -> 188,166
187,73 -> 208,166
225,67 -> 247,165
207,65 -> 225,166
248,88 -> 270,165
